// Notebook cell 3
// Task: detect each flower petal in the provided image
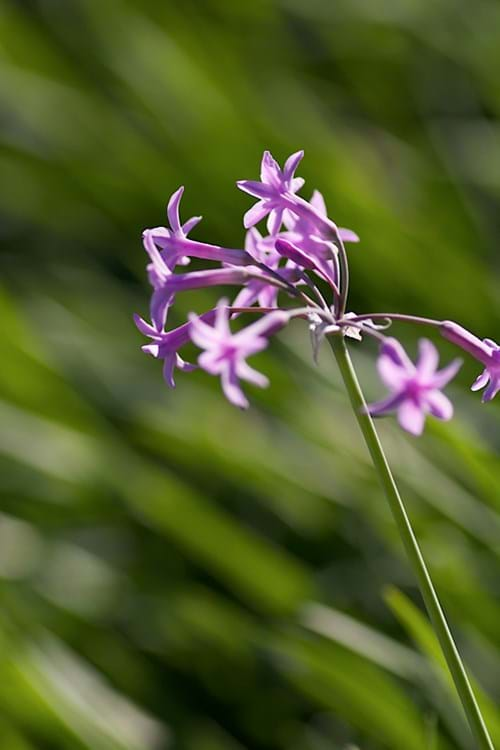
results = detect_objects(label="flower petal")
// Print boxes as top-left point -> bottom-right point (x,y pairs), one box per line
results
471,369 -> 490,392
232,283 -> 260,310
310,190 -> 326,215
221,364 -> 249,409
243,201 -> 270,229
167,187 -> 184,233
377,354 -> 406,390
260,150 -> 281,185
380,338 -> 415,371
189,314 -> 222,348
431,358 -> 462,389
482,376 -> 500,402
338,227 -> 360,243
236,360 -> 269,388
397,400 -> 426,435
267,208 -> 283,236
290,177 -> 305,193
181,215 -> 202,235
426,390 -> 453,421
283,150 -> 304,181
416,339 -> 439,378
162,353 -> 177,388
366,392 -> 405,416
150,287 -> 173,331
133,313 -> 161,338
237,180 -> 275,199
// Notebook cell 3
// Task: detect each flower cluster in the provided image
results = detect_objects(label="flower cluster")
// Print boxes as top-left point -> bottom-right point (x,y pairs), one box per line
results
135,150 -> 498,434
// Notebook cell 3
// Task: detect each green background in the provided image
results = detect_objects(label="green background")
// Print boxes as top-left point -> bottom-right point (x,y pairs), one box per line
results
1,1 -> 499,748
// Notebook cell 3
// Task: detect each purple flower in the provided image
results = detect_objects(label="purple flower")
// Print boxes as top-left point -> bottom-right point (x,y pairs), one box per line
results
367,338 -> 462,435
237,150 -> 305,235
134,311 -> 213,387
145,186 -> 200,270
441,321 -> 500,402
145,187 -> 252,269
189,300 -> 288,408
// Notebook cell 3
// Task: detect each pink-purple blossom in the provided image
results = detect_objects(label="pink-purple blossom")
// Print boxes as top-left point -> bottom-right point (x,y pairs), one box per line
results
237,150 -> 305,235
367,338 -> 462,435
189,300 -> 288,408
135,147 -> 496,427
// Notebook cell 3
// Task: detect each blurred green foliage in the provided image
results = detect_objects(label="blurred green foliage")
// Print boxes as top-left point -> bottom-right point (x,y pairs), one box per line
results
0,1 -> 500,748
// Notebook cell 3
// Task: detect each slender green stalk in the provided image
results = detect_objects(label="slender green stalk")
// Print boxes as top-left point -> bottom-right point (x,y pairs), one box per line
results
329,335 -> 494,750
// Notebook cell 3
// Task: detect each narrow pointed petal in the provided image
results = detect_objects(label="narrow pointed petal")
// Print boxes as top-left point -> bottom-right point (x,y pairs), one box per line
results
380,338 -> 415,371
243,201 -> 270,229
181,215 -> 202,235
416,339 -> 439,378
431,358 -> 462,389
338,227 -> 360,243
366,392 -> 405,416
260,150 -> 281,184
482,376 -> 500,402
290,177 -> 305,192
221,365 -> 249,409
397,400 -> 426,435
189,315 -> 223,348
237,361 -> 269,388
167,187 -> 184,233
232,283 -> 260,310
377,355 -> 406,390
426,391 -> 454,420
133,313 -> 161,338
471,369 -> 490,392
267,208 -> 284,236
142,343 -> 160,357
241,310 -> 289,339
310,190 -> 327,215
143,230 -> 170,284
176,355 -> 197,373
283,150 -> 304,181
237,180 -> 275,199
162,354 -> 178,388
150,287 -> 173,331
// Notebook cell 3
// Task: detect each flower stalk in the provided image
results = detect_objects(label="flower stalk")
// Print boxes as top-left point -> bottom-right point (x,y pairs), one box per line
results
329,334 -> 494,750
135,148 -> 498,746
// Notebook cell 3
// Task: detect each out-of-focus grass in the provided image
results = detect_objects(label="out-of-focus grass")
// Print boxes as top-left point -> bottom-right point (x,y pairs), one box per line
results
0,1 -> 499,748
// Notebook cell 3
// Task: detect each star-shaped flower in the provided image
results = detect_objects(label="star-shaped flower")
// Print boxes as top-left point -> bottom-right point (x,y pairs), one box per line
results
189,299 -> 287,408
367,338 -> 462,435
237,150 -> 305,235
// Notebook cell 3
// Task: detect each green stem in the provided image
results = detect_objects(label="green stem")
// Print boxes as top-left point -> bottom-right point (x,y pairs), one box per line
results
329,335 -> 494,750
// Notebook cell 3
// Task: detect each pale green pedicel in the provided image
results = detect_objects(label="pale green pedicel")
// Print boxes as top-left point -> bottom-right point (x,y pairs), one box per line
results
329,335 -> 494,750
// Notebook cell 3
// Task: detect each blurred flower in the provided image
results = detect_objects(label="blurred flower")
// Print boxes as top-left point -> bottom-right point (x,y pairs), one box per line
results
189,300 -> 288,408
367,338 -> 462,435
